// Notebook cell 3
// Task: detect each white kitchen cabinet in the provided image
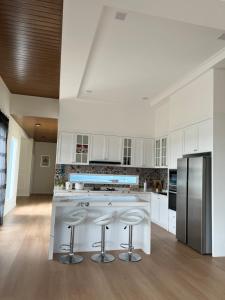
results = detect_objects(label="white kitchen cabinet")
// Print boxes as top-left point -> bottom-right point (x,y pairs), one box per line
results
151,193 -> 168,230
183,119 -> 213,155
168,130 -> 184,169
74,134 -> 89,164
57,132 -> 74,164
168,209 -> 176,235
151,193 -> 160,224
143,139 -> 154,168
106,136 -> 122,162
134,138 -> 154,168
134,138 -> 144,167
183,125 -> 198,154
198,119 -> 213,153
122,138 -> 133,166
90,135 -> 105,161
154,137 -> 168,168
159,195 -> 169,230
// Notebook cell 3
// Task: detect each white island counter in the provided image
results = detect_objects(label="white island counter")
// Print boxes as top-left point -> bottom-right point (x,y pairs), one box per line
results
48,190 -> 151,260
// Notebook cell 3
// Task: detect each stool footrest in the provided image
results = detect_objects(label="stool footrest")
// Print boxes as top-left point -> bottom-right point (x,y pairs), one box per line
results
92,241 -> 101,248
120,243 -> 134,250
59,244 -> 70,252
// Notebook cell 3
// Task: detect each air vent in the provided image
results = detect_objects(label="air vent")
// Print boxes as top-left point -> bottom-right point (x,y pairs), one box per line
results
218,33 -> 225,41
115,11 -> 127,21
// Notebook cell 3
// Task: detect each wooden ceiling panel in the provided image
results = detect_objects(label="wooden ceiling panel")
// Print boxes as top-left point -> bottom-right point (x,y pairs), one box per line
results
12,115 -> 58,143
0,0 -> 63,99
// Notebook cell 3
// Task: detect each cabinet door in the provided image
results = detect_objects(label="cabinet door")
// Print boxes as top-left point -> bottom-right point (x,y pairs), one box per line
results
155,139 -> 161,167
74,134 -> 89,164
168,130 -> 183,169
134,138 -> 144,167
184,125 -> 198,154
198,119 -> 213,153
122,138 -> 133,166
57,132 -> 74,164
168,209 -> 176,235
143,139 -> 154,168
107,136 -> 122,162
161,137 -> 168,167
90,135 -> 106,161
151,193 -> 160,224
159,195 -> 169,230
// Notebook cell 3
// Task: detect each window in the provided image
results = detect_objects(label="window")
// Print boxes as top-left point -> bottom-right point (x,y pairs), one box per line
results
6,138 -> 18,200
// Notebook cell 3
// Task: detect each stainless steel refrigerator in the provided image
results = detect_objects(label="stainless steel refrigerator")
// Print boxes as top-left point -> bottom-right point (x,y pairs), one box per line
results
176,155 -> 212,254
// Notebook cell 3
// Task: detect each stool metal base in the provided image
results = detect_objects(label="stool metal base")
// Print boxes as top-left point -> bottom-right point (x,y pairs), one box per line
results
91,253 -> 115,263
119,252 -> 142,262
59,254 -> 84,264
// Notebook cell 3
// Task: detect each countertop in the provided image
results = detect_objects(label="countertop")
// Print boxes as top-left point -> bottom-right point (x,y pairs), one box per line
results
53,188 -> 168,197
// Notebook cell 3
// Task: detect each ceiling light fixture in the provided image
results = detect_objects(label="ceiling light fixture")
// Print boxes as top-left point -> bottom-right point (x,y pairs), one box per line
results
86,90 -> 93,93
218,33 -> 225,41
142,97 -> 149,101
115,11 -> 127,21
35,123 -> 41,127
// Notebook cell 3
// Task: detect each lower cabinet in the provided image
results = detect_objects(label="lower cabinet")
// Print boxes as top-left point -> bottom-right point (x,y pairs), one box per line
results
151,193 -> 168,230
168,209 -> 176,235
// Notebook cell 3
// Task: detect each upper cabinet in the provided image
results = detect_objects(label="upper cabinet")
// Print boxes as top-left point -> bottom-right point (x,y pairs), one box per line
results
106,136 -> 122,162
198,119 -> 213,153
57,132 -> 154,168
183,125 -> 198,154
122,138 -> 133,166
56,132 -> 74,164
90,135 -> 106,161
143,139 -> 154,168
183,119 -> 212,155
90,135 -> 122,162
74,134 -> 89,164
168,129 -> 184,169
154,137 -> 168,168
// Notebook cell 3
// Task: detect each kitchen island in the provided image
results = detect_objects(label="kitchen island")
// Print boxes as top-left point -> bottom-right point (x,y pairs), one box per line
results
48,190 -> 151,260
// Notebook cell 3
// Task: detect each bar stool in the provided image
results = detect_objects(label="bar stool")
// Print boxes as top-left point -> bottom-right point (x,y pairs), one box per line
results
119,209 -> 146,262
59,208 -> 87,264
91,213 -> 115,263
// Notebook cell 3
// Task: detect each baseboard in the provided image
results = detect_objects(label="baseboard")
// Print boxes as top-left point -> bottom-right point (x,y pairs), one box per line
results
4,201 -> 16,216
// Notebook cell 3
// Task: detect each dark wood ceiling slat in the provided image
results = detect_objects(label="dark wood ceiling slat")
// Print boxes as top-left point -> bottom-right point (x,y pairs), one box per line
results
0,0 -> 62,99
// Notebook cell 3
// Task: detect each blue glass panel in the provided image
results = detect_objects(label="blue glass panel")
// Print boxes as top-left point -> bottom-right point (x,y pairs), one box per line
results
69,173 -> 139,185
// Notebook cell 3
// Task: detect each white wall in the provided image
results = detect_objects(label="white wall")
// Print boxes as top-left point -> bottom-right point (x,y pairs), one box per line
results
17,138 -> 34,197
212,68 -> 225,257
0,78 -> 30,215
59,99 -> 155,138
10,94 -> 59,119
169,70 -> 213,131
154,99 -> 170,137
32,142 -> 56,194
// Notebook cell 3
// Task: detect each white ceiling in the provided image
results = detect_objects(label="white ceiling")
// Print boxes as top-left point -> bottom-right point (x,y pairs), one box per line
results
60,0 -> 225,104
79,6 -> 225,103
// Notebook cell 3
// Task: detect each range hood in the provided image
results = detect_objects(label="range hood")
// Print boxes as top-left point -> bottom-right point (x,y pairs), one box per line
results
89,160 -> 121,165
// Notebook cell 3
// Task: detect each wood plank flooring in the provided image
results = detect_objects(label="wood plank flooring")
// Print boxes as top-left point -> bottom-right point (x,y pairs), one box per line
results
0,195 -> 225,300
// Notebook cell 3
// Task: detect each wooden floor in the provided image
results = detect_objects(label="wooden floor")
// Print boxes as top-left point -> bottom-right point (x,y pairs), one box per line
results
1,196 -> 225,300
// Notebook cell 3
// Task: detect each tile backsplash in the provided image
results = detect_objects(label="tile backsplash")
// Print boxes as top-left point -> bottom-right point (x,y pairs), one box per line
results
55,164 -> 168,189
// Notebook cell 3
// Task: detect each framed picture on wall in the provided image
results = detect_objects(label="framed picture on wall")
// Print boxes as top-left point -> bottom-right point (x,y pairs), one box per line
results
40,155 -> 50,167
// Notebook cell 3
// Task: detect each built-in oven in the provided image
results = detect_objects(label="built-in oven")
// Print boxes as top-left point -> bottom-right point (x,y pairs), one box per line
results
169,169 -> 177,211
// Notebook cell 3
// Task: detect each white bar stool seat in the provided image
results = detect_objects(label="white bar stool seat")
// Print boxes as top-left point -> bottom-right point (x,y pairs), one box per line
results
119,209 -> 146,262
59,208 -> 87,264
91,213 -> 115,263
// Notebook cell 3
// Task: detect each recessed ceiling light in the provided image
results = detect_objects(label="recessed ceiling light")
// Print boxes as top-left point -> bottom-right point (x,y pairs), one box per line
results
86,90 -> 93,93
218,33 -> 225,41
115,12 -> 127,21
35,123 -> 41,127
142,97 -> 149,101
